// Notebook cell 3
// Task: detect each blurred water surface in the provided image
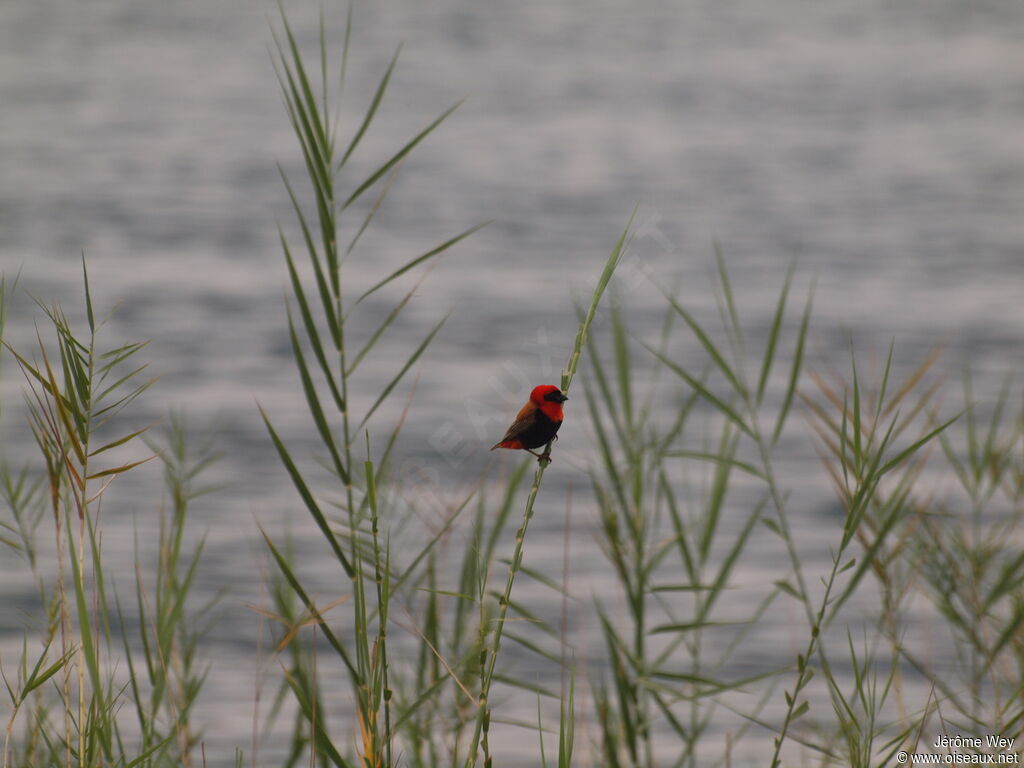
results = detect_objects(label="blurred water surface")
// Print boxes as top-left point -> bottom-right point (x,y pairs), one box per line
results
1,0 -> 1023,764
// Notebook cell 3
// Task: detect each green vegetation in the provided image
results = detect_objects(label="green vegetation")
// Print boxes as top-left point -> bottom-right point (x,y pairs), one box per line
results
0,266 -> 212,767
1,11 -> 1021,768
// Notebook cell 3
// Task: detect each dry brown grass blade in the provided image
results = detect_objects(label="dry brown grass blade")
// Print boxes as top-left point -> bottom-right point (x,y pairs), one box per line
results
245,594 -> 352,653
882,344 -> 944,418
394,612 -> 478,707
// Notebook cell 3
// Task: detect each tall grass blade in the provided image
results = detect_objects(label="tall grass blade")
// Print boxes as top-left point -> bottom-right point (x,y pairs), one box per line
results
357,223 -> 487,304
286,310 -> 349,483
663,291 -> 746,400
259,528 -> 359,680
340,44 -> 402,167
772,284 -> 813,445
280,230 -> 344,404
356,314 -> 448,431
756,259 -> 795,404
562,207 -> 635,392
644,342 -> 752,437
259,407 -> 355,577
342,101 -> 462,211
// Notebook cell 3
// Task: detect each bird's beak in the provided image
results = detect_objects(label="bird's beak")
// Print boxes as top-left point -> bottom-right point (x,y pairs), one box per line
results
558,394 -> 569,403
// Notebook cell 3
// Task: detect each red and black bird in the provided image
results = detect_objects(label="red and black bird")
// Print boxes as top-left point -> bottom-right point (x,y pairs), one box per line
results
491,385 -> 568,460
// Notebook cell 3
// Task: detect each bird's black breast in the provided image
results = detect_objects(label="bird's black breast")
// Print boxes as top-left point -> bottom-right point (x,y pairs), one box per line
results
518,409 -> 562,450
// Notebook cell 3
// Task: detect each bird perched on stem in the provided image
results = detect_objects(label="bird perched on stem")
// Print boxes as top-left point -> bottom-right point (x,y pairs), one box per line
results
490,385 -> 568,463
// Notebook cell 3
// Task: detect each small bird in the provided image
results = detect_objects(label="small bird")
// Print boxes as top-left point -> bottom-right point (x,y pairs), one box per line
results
491,384 -> 568,460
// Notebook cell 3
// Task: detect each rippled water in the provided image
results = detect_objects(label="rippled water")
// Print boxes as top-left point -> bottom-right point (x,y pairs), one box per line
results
2,0 -> 1023,764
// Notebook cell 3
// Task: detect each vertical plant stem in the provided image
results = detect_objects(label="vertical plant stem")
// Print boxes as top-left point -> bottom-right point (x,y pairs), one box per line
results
55,499 -> 71,768
77,513 -> 86,768
474,454 -> 551,768
465,212 -> 633,768
367,457 -> 392,767
75,324 -> 96,768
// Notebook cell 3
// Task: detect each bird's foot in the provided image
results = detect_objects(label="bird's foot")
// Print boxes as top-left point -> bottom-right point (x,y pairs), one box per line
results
527,449 -> 553,466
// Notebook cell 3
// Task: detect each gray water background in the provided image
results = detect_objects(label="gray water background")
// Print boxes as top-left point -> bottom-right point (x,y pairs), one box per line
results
2,0 -> 1023,764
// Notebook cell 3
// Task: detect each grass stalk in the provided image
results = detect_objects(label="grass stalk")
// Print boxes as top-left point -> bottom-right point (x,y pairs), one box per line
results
464,212 -> 633,768
262,9 -> 482,767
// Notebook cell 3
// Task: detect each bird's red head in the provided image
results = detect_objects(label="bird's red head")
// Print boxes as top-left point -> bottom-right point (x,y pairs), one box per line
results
530,385 -> 568,421
530,385 -> 568,405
